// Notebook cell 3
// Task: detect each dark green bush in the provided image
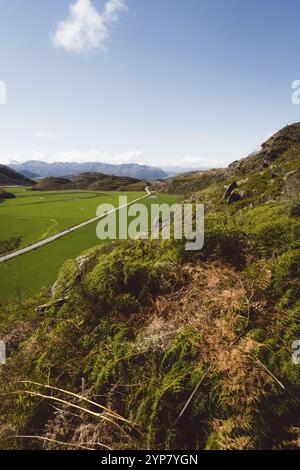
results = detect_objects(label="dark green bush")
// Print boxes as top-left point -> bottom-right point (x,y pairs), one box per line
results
84,240 -> 182,313
0,236 -> 22,255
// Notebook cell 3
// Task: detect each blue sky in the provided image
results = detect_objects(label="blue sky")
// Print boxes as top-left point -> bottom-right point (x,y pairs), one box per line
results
0,0 -> 300,169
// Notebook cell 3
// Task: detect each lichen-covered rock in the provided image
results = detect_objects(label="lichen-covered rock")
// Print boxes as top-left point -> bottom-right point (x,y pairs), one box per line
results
51,259 -> 80,299
51,246 -> 109,299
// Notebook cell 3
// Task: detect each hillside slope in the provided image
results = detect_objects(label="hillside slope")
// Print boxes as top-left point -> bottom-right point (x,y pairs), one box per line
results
0,164 -> 34,186
0,123 -> 300,450
159,122 -> 300,199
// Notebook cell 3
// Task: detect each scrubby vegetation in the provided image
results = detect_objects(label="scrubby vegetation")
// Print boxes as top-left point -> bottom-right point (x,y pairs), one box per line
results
0,236 -> 22,255
0,123 -> 300,450
0,190 -> 16,201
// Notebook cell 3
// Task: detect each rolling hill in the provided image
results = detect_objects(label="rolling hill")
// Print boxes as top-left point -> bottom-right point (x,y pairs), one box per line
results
32,172 -> 147,192
0,164 -> 35,186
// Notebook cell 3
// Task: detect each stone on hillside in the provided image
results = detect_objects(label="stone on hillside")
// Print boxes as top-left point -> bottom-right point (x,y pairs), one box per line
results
222,181 -> 238,201
227,189 -> 244,204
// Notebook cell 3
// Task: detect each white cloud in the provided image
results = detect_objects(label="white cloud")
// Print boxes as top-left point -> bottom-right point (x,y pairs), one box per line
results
158,156 -> 228,169
104,0 -> 127,21
0,150 -> 228,171
50,149 -> 143,164
35,130 -> 59,141
51,0 -> 127,53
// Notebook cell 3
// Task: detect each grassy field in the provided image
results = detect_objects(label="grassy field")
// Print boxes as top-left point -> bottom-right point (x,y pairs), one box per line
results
0,188 -> 179,300
0,188 -> 148,248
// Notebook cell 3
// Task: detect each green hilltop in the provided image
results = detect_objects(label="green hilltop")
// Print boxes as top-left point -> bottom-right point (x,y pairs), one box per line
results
33,172 -> 148,192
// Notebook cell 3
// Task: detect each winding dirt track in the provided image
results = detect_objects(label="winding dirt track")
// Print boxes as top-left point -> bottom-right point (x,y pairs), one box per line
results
0,187 -> 152,264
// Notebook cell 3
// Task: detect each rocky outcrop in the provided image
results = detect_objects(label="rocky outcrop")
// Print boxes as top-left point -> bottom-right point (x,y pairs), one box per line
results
222,181 -> 244,204
51,247 -> 105,299
228,123 -> 300,176
222,181 -> 238,201
227,189 -> 244,204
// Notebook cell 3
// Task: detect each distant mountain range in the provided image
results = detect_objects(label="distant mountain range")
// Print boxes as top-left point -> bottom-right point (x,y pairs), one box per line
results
0,164 -> 35,186
9,161 -> 169,180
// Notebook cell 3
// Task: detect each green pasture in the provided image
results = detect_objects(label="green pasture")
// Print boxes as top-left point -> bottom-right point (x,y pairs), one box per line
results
0,189 -> 147,249
0,188 -> 179,300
